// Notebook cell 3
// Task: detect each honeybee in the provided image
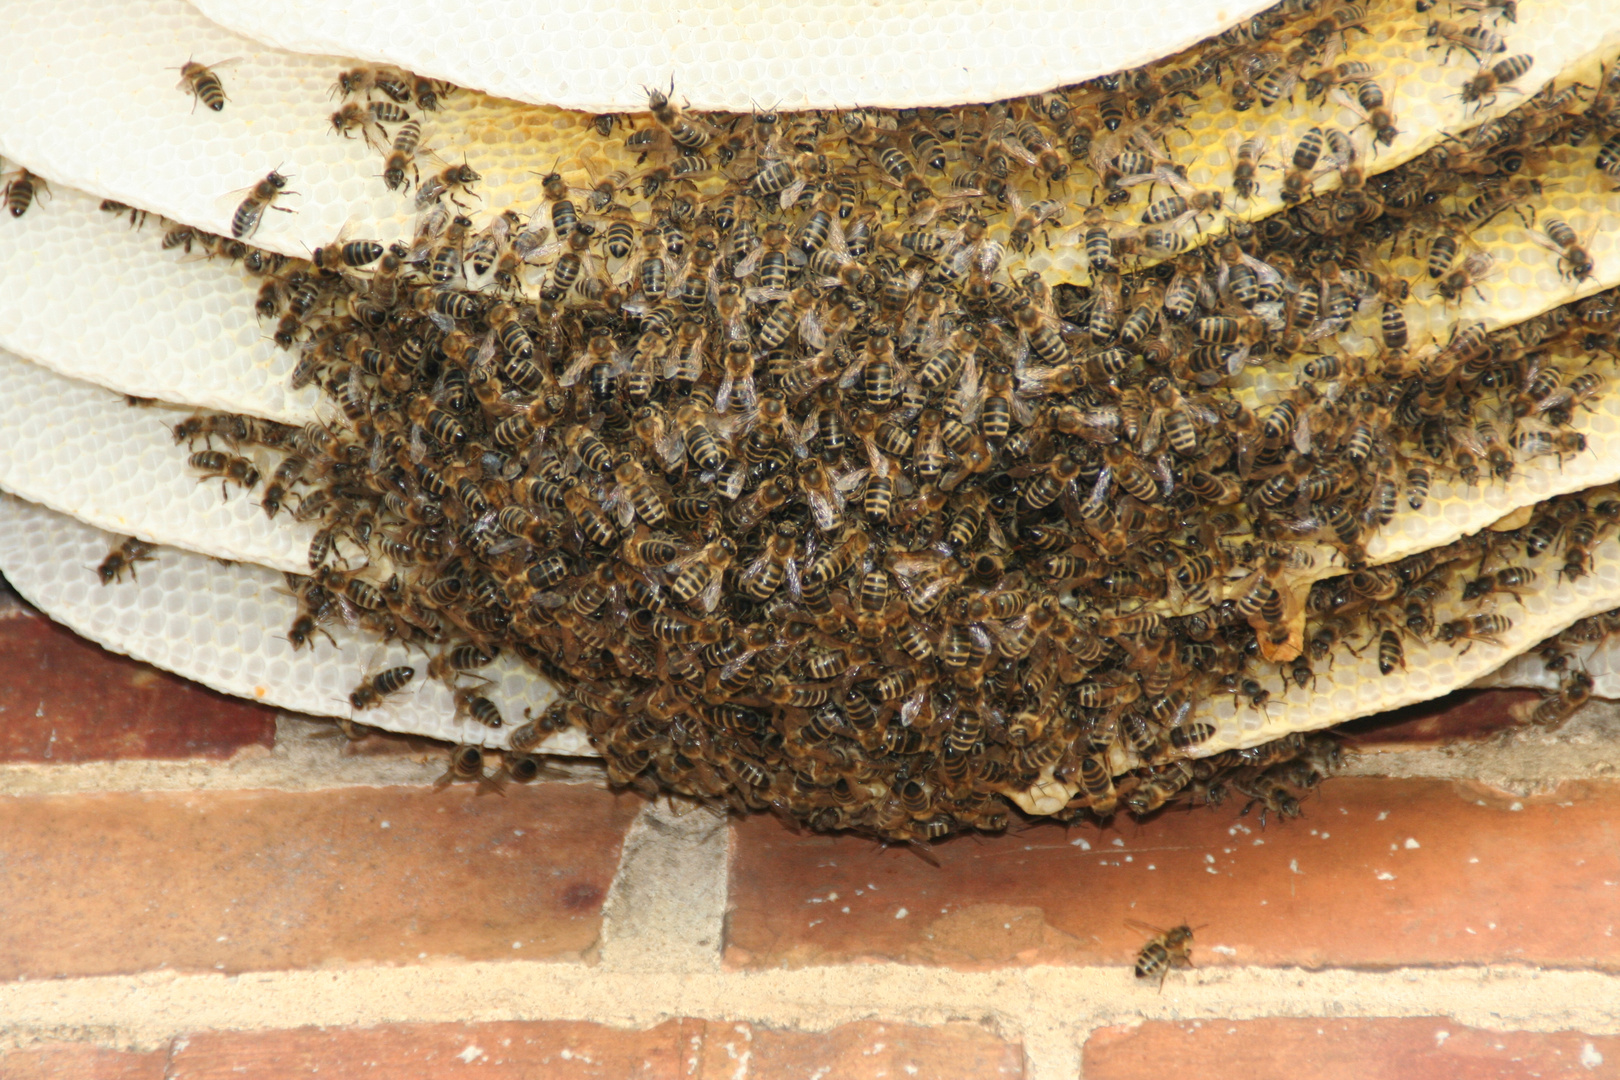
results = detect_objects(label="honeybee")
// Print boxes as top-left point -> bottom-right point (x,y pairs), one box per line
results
96,536 -> 157,585
3,167 -> 48,218
1127,920 -> 1198,987
453,687 -> 504,729
1229,135 -> 1272,201
1281,126 -> 1325,204
1436,613 -> 1512,652
189,450 -> 261,497
1006,192 -> 1064,252
646,81 -> 713,152
432,743 -> 490,790
415,158 -> 482,210
176,58 -> 236,112
382,120 -> 423,191
1460,54 -> 1535,111
228,169 -> 296,239
1425,20 -> 1506,63
1533,217 -> 1596,282
349,664 -> 416,710
1435,252 -> 1494,303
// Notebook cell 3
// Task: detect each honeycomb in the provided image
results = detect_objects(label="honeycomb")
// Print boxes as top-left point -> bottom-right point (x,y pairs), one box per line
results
0,349 -> 321,572
1022,8 -> 1620,281
1476,606 -> 1620,697
0,492 -> 582,752
1197,498 -> 1620,747
188,0 -> 1278,114
7,0 -> 1619,287
0,0 -> 648,260
0,184 -> 321,425
5,0 -> 1620,835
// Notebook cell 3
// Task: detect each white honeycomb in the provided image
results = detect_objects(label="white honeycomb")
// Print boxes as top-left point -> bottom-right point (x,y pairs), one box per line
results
0,0 -> 648,260
189,0 -> 1276,114
7,0 -> 1617,285
1013,520 -> 1620,815
1476,634 -> 1620,696
0,348 -> 321,573
1022,8 -> 1620,281
0,492 -> 585,754
1196,523 -> 1620,752
0,182 -> 321,425
1299,352 -> 1620,589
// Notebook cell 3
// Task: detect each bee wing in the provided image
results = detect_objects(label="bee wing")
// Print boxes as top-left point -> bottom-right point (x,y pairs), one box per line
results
1085,465 -> 1113,507
1073,407 -> 1122,444
1240,251 -> 1285,288
733,243 -> 766,279
956,351 -> 981,417
778,176 -> 810,211
1138,409 -> 1163,454
806,488 -> 840,532
1450,422 -> 1488,456
699,574 -> 726,613
1123,918 -> 1171,938
833,463 -> 870,495
603,485 -> 636,529
558,350 -> 597,387
1010,393 -> 1037,426
1293,411 -> 1313,456
1152,453 -> 1176,497
800,307 -> 827,351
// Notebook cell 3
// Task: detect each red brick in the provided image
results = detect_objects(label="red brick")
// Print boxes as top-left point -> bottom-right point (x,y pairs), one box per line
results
0,784 -> 640,979
166,1019 -> 1023,1079
1336,689 -> 1540,749
0,1042 -> 171,1080
0,611 -> 275,764
724,777 -> 1620,970
1085,1019 -> 1619,1080
692,1020 -> 1024,1078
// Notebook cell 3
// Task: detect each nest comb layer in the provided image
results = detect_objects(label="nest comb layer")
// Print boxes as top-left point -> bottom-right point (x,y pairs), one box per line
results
188,0 -> 1279,114
7,0 -> 1619,279
0,492 -> 582,752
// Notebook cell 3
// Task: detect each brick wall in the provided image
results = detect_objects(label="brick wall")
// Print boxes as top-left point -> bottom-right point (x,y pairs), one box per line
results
3,580 -> 1619,1080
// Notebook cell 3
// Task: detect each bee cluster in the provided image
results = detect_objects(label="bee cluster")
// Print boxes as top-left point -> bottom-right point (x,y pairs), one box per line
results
102,0 -> 1620,840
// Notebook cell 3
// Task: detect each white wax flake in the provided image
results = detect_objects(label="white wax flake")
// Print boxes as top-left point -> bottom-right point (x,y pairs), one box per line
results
1071,838 -> 1091,850
894,908 -> 908,919
1582,1042 -> 1605,1069
1376,871 -> 1397,881
1405,838 -> 1421,849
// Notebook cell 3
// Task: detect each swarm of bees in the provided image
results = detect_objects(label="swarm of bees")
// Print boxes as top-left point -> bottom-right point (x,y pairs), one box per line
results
79,0 -> 1619,843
